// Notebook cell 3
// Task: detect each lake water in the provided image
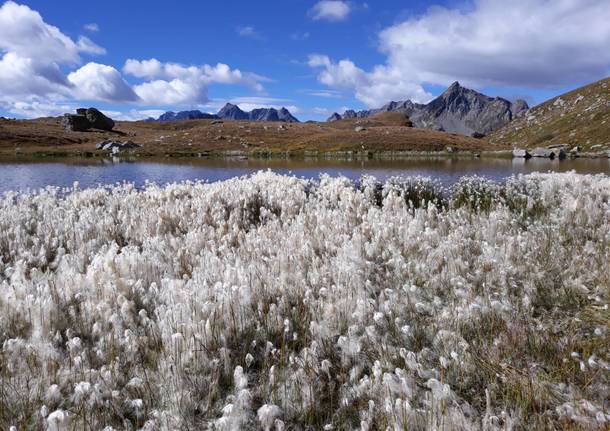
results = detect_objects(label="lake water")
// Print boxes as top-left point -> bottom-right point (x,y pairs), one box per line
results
1,156 -> 609,194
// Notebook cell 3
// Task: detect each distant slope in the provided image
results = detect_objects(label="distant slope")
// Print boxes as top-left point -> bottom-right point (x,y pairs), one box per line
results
327,82 -> 528,136
154,104 -> 299,123
489,77 -> 610,150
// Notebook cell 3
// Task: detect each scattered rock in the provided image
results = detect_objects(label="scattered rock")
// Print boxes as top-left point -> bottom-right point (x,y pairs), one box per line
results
96,139 -> 140,152
551,147 -> 566,160
512,149 -> 531,158
570,146 -> 580,154
532,148 -> 555,158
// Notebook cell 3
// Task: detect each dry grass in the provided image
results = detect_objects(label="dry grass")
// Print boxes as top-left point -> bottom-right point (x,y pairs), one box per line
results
0,115 -> 489,157
489,77 -> 610,152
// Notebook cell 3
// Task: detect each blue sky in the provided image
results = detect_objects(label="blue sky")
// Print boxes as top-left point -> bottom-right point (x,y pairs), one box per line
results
0,0 -> 609,120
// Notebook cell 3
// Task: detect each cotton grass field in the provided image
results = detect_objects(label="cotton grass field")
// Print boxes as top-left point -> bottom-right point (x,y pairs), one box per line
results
1,171 -> 609,430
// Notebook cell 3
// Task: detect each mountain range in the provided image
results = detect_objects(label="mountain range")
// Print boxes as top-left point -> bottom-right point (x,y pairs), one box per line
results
150,104 -> 299,123
327,82 -> 529,136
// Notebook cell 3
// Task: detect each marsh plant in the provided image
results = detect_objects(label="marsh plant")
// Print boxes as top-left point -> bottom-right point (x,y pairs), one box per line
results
0,172 -> 608,430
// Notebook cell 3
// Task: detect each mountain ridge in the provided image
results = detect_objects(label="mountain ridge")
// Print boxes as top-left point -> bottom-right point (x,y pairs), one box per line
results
153,104 -> 299,123
327,82 -> 528,136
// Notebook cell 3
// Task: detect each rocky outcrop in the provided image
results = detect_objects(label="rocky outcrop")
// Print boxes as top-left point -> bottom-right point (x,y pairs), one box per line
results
327,82 -> 528,136
63,108 -> 115,131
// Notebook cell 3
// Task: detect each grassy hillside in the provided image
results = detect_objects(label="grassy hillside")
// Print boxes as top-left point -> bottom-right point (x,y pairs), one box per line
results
489,77 -> 610,151
0,115 -> 486,157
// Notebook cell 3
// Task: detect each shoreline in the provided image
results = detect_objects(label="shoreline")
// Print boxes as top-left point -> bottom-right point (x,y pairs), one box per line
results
1,147 -> 609,161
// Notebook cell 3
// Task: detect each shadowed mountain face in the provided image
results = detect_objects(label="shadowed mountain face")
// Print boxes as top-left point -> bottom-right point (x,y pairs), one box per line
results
157,110 -> 218,121
154,104 -> 299,122
327,82 -> 529,136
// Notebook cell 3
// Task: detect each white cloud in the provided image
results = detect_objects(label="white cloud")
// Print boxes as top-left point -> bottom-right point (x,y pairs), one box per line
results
312,107 -> 330,115
84,23 -> 99,32
123,59 -> 268,105
0,99 -> 75,118
378,0 -> 610,88
0,1 -> 106,104
308,0 -> 610,107
0,52 -> 71,97
68,63 -> 138,102
103,109 -> 166,121
236,26 -> 263,39
76,36 -> 106,55
310,1 -> 351,21
308,54 -> 431,107
132,79 -> 208,106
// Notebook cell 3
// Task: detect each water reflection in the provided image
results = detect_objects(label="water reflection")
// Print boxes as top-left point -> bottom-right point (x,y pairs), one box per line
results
1,156 -> 608,193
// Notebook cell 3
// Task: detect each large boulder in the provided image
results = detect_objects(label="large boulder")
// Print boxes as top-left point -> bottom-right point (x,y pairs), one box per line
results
62,114 -> 91,132
83,108 -> 114,130
62,108 -> 114,132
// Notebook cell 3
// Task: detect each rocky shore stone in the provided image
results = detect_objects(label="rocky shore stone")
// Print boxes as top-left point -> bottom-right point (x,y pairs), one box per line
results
512,149 -> 531,158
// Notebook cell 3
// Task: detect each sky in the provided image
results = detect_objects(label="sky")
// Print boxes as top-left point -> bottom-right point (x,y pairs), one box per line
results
0,0 -> 609,121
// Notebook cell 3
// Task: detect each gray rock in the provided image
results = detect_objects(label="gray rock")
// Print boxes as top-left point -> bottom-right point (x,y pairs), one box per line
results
84,108 -> 114,131
354,126 -> 366,132
532,148 -> 555,158
63,108 -> 114,131
62,114 -> 92,132
96,139 -> 140,152
445,145 -> 456,153
551,148 -> 566,160
512,149 -> 532,158
326,112 -> 342,122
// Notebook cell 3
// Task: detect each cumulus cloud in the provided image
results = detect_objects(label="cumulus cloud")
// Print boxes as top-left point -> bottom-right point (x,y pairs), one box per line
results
308,54 -> 431,107
0,1 -> 107,106
310,1 -> 351,21
123,59 -> 268,105
68,63 -> 138,102
309,0 -> 610,107
379,0 -> 610,88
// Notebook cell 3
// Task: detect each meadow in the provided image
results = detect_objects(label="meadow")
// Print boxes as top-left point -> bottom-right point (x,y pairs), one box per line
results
1,171 -> 608,430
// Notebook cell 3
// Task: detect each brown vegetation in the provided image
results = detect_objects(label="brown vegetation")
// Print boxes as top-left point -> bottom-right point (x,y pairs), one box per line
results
0,114 -> 490,157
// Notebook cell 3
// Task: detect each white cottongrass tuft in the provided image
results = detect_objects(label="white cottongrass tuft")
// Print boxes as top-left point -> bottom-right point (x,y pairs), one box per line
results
0,171 -> 608,429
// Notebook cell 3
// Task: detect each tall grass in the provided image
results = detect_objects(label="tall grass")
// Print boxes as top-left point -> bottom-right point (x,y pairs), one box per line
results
0,171 -> 608,430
